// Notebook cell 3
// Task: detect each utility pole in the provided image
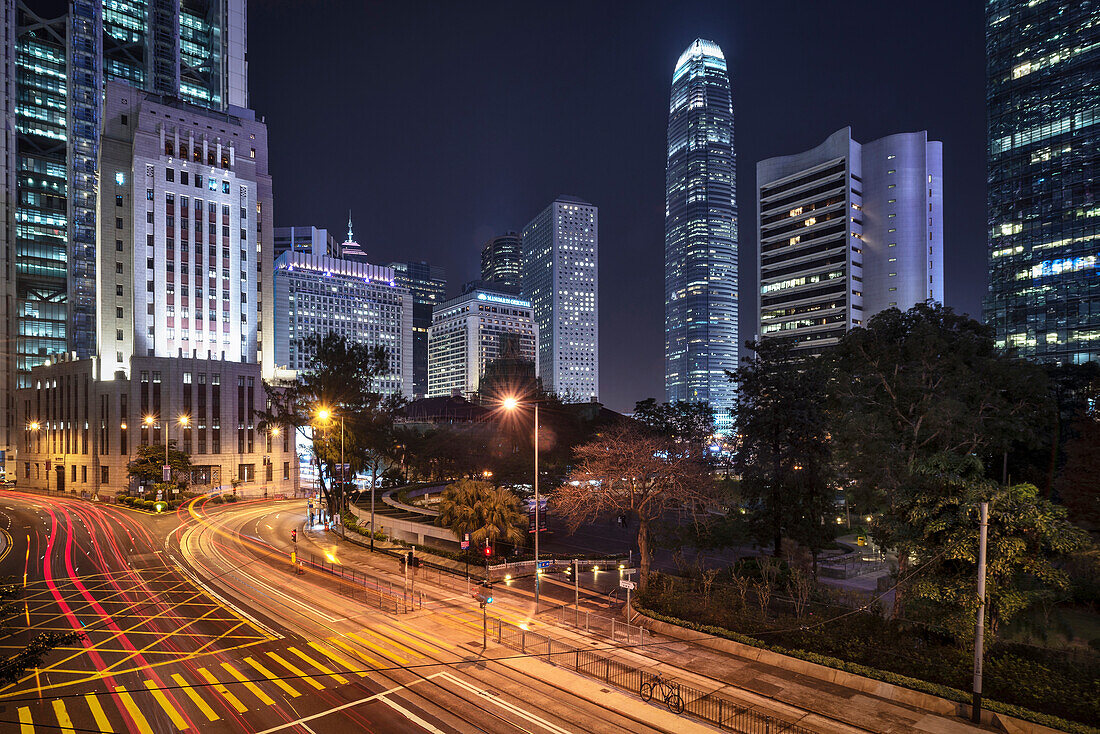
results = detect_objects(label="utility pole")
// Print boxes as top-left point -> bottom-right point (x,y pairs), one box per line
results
340,416 -> 346,540
534,401 -> 540,610
972,501 -> 989,724
574,558 -> 580,624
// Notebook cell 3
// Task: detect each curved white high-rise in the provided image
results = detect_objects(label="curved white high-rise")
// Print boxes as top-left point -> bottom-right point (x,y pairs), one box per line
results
664,39 -> 738,430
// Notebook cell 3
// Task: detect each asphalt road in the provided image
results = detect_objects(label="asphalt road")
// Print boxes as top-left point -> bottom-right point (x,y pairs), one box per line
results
0,493 -> 719,734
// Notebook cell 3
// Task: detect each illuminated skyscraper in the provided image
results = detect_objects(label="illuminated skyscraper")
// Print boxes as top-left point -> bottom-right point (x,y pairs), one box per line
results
521,196 -> 598,402
985,1 -> 1100,362
481,232 -> 522,292
664,39 -> 737,430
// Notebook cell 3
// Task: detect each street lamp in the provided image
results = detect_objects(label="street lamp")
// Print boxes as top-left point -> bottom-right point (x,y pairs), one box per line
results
315,406 -> 345,539
27,422 -> 44,491
501,395 -> 541,609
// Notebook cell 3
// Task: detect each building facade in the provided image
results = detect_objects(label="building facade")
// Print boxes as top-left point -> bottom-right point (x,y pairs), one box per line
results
757,127 -> 943,353
390,261 -> 446,398
481,232 -> 522,292
273,251 -> 413,397
521,196 -> 598,402
985,0 -> 1100,362
2,0 -> 247,478
274,226 -> 338,259
427,289 -> 537,400
15,80 -> 295,497
664,39 -> 737,429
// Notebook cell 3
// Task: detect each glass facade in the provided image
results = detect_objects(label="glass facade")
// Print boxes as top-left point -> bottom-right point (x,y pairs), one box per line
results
986,1 -> 1100,363
481,232 -> 522,292
389,261 -> 447,398
664,39 -> 737,429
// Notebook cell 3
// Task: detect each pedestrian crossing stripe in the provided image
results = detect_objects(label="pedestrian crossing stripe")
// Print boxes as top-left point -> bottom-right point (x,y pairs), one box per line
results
326,636 -> 387,670
378,624 -> 445,657
171,673 -> 220,721
114,685 -> 155,734
243,656 -> 301,698
266,650 -> 325,690
84,693 -> 114,733
51,699 -> 74,734
221,662 -> 276,706
197,666 -> 248,713
349,628 -> 425,660
143,679 -> 188,730
346,631 -> 411,665
18,706 -> 32,734
288,646 -> 349,685
308,641 -> 368,678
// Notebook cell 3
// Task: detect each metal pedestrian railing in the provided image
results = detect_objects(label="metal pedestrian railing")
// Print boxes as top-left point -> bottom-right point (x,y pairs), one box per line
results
305,553 -> 422,613
491,615 -> 818,734
555,603 -> 645,646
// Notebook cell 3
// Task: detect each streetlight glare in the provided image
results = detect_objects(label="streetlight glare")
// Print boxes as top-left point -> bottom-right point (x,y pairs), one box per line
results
179,415 -> 190,427
502,396 -> 518,411
143,415 -> 155,426
27,422 -> 39,431
317,407 -> 331,422
271,426 -> 280,436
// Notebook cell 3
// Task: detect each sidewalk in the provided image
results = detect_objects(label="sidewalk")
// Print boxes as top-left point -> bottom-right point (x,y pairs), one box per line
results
315,521 -> 1000,734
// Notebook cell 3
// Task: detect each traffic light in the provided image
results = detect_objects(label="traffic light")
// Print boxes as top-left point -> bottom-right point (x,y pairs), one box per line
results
484,544 -> 492,557
405,551 -> 413,570
471,589 -> 494,606
291,529 -> 297,543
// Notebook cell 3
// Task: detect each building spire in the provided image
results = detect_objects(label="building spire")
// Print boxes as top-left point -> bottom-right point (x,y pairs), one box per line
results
347,209 -> 354,243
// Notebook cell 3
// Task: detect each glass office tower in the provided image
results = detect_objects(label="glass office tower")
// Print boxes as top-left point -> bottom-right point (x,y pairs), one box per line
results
664,38 -> 737,430
986,1 -> 1100,363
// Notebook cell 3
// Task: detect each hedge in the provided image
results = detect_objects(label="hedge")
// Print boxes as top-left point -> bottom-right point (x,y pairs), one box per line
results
633,605 -> 1099,734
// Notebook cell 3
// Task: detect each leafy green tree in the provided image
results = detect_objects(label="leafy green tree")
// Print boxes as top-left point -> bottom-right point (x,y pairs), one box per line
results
259,334 -> 403,518
832,303 -> 1050,616
0,581 -> 82,686
437,479 -> 526,552
554,424 -> 714,592
904,453 -> 1088,640
731,340 -> 836,565
127,442 -> 192,486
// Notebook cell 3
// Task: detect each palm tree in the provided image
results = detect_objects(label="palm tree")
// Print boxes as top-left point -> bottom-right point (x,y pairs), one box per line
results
438,479 -> 526,553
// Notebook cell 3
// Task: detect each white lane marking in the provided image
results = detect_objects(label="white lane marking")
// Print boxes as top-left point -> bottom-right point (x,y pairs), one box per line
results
378,695 -> 448,734
439,671 -> 574,734
169,553 -> 285,638
252,674 -> 444,734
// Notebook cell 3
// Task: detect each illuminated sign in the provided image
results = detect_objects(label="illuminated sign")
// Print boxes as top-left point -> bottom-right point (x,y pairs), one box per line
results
477,292 -> 530,308
1031,255 -> 1097,279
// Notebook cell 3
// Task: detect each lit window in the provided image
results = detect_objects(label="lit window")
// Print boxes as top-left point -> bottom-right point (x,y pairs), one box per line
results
115,172 -> 126,186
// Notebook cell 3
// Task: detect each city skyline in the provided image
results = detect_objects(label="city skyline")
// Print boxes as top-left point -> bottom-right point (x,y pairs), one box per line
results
248,1 -> 986,414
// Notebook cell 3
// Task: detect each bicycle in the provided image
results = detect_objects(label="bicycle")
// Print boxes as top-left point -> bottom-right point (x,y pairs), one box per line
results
639,672 -> 685,714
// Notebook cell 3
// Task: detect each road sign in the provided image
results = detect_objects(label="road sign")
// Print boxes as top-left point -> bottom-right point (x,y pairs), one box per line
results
622,568 -> 638,576
537,560 -> 552,569
460,540 -> 470,549
620,579 -> 636,590
162,464 -> 171,481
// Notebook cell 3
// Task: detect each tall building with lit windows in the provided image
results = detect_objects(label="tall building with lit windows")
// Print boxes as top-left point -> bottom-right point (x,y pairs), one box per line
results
389,260 -> 447,398
664,39 -> 737,431
757,127 -> 943,353
985,1 -> 1100,362
481,232 -> 523,293
1,0 -> 247,477
521,196 -> 598,402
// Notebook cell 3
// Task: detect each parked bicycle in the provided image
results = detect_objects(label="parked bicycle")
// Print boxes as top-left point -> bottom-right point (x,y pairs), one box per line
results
640,672 -> 684,714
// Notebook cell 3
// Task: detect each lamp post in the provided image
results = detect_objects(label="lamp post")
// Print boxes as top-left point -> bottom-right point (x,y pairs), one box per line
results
27,422 -> 42,491
502,396 -> 540,609
316,408 -> 345,539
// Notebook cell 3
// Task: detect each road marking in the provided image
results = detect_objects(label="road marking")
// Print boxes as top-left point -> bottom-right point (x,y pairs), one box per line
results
143,679 -> 188,730
114,685 -> 154,734
52,698 -> 75,734
251,674 -> 443,734
327,636 -> 386,670
85,694 -> 114,733
222,662 -> 276,706
378,695 -> 447,734
439,671 -> 574,734
347,631 -> 411,665
308,641 -> 367,678
367,625 -> 437,657
288,646 -> 348,685
244,656 -> 301,698
18,706 -> 32,734
170,554 -> 283,639
170,673 -> 219,722
266,651 -> 324,690
198,666 -> 248,713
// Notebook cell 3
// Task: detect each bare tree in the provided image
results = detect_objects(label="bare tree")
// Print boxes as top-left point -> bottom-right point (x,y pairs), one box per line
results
553,424 -> 714,593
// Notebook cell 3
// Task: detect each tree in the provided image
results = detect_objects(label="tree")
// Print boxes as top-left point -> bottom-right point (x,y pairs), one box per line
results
128,442 -> 192,486
903,453 -> 1088,640
259,334 -> 403,518
732,339 -> 836,565
0,581 -> 81,686
1055,415 -> 1100,536
553,424 -> 714,592
437,479 -> 526,552
633,398 -> 715,457
832,303 -> 1051,616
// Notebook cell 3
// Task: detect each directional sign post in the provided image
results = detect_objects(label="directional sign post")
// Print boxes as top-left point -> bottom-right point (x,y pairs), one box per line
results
619,579 -> 636,590
620,578 -> 636,622
537,560 -> 552,569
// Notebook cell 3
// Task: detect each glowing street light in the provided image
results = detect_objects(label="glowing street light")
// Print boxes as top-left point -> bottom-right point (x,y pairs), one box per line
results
503,395 -> 541,608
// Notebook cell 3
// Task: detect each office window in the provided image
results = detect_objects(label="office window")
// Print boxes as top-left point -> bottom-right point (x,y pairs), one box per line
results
116,218 -> 123,229
116,307 -> 124,319
116,194 -> 123,207
116,285 -> 124,296
166,168 -> 174,182
116,239 -> 123,252
116,329 -> 123,341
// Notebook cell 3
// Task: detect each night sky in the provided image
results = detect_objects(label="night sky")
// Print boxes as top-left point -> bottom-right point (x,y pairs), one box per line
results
248,1 -> 987,414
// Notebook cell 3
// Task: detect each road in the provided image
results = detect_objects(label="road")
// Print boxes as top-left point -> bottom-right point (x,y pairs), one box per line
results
0,492 -> 721,734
